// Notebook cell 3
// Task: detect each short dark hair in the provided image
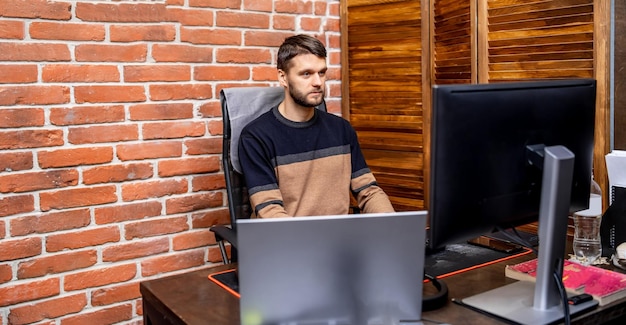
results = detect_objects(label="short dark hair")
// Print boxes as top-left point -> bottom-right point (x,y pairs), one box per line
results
277,34 -> 327,72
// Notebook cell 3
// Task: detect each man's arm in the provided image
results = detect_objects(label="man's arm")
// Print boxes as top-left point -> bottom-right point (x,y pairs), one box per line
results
348,127 -> 395,213
238,129 -> 289,218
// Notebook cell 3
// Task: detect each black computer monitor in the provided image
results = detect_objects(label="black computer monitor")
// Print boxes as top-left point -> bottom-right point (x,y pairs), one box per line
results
429,79 -> 597,323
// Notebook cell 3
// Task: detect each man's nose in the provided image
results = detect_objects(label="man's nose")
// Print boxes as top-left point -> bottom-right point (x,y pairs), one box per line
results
312,73 -> 323,86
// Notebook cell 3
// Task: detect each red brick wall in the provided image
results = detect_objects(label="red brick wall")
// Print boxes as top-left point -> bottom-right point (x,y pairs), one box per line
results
0,0 -> 341,323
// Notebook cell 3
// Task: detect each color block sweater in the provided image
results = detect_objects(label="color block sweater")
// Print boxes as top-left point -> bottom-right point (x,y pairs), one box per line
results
238,106 -> 394,218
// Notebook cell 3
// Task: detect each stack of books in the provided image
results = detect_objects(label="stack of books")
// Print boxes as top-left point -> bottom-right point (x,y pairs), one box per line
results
505,258 -> 626,306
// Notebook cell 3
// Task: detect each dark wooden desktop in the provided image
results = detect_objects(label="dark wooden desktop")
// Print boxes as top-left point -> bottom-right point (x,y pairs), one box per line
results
140,252 -> 626,325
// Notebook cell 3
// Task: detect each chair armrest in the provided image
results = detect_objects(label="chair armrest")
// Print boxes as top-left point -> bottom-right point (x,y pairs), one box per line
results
210,225 -> 238,249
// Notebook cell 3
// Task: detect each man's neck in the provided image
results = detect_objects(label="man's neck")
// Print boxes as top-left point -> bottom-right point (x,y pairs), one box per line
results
278,99 -> 315,122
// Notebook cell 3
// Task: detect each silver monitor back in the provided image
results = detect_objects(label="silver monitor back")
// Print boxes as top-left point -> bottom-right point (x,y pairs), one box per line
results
237,211 -> 427,325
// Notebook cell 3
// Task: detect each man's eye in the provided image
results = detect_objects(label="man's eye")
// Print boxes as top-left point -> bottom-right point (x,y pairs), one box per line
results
303,72 -> 310,77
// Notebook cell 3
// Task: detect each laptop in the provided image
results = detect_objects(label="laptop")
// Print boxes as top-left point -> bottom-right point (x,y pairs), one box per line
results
236,211 -> 428,325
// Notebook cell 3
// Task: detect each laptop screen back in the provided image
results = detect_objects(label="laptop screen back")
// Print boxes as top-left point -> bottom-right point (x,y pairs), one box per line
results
237,211 -> 427,325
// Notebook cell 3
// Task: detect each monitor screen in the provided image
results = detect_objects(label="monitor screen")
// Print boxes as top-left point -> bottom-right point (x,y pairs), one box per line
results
428,79 -> 596,250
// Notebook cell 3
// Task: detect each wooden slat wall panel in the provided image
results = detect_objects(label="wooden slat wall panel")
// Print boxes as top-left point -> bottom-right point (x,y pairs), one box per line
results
433,0 -> 472,84
485,0 -> 595,82
345,0 -> 424,211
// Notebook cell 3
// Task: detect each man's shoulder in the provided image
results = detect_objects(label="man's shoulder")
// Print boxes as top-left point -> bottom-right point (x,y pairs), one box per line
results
241,107 -> 276,133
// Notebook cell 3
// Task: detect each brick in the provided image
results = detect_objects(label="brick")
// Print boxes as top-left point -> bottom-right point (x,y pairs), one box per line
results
326,98 -> 341,114
42,64 -> 120,83
121,178 -> 187,202
38,147 -> 113,169
94,201 -> 162,225
208,244 -> 229,263
216,11 -> 269,28
102,238 -> 169,262
0,195 -> 34,217
173,229 -> 215,250
165,192 -> 223,214
91,282 -> 141,306
0,107 -> 44,127
0,237 -> 41,262
75,44 -> 147,62
39,185 -> 117,211
142,121 -> 206,139
301,17 -> 322,31
273,15 -> 296,30
0,264 -> 12,284
124,65 -> 190,82
0,220 -> 4,239
0,20 -> 24,39
275,0 -> 313,14
8,293 -> 87,325
0,278 -> 59,307
149,83 -> 213,101
0,169 -> 78,193
184,137 -> 221,155
74,85 -> 146,103
45,226 -> 120,252
76,2 -> 168,22
10,209 -> 91,237
191,208 -> 230,228
60,303 -> 132,325
50,105 -> 125,126
0,43 -> 70,61
83,163 -> 153,185
208,119 -> 223,135
116,141 -> 182,161
129,103 -> 194,120
124,216 -> 189,240
167,7 -> 214,26
30,22 -> 105,41
215,48 -> 272,64
191,174 -> 226,191
325,17 -> 341,32
141,249 -> 205,277
17,250 -> 97,279
0,0 -> 71,19
215,82 -> 271,96
252,65 -> 279,81
189,0 -> 240,9
68,124 -> 139,144
0,65 -> 37,83
198,101 -> 221,118
158,156 -> 220,177
0,85 -> 69,105
244,30 -> 294,47
0,129 -> 64,150
329,51 -> 341,65
110,24 -> 176,42
244,0 -> 273,12
315,1 -> 327,15
180,27 -> 241,45
152,44 -> 213,62
194,66 -> 250,81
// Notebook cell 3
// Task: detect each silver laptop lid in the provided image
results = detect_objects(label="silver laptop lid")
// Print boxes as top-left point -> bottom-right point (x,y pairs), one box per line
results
237,211 -> 428,325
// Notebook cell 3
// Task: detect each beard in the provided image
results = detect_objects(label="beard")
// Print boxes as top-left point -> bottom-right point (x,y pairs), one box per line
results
287,82 -> 324,108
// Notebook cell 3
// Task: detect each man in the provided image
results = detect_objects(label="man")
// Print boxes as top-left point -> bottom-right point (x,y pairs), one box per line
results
238,34 -> 394,218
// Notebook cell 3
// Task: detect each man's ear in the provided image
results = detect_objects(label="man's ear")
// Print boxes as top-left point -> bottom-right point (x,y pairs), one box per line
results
278,69 -> 287,87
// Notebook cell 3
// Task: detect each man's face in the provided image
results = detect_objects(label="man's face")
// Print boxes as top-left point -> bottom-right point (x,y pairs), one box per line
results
280,53 -> 327,108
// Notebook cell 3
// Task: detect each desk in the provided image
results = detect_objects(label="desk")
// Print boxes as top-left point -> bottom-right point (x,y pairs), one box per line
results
141,255 -> 626,325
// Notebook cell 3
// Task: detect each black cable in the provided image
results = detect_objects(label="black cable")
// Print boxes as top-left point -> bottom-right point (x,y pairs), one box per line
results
554,257 -> 571,325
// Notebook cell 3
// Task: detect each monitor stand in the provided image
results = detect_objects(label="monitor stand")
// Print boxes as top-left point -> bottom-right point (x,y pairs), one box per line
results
460,145 -> 598,324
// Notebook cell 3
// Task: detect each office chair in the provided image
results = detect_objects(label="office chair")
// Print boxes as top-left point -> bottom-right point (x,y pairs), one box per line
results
210,87 -> 326,264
